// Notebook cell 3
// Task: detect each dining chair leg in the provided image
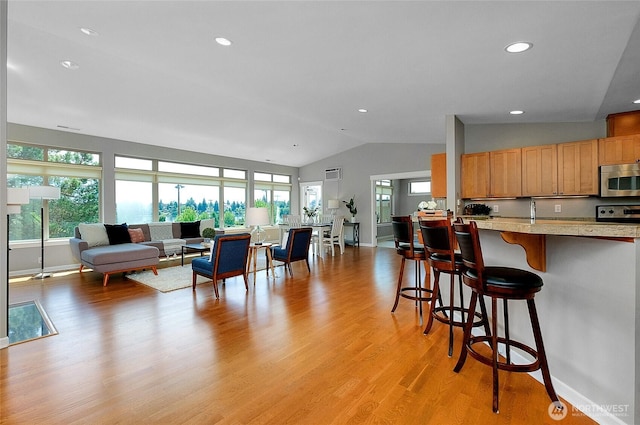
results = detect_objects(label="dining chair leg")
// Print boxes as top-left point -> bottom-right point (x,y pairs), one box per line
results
454,291 -> 478,373
448,272 -> 455,357
491,297 -> 500,413
423,269 -> 440,335
391,258 -> 406,312
504,299 -> 511,365
528,299 -> 561,406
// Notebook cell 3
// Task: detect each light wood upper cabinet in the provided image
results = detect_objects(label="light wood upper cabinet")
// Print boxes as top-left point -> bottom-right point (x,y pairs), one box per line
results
430,153 -> 447,198
598,135 -> 640,165
557,139 -> 599,195
522,144 -> 558,196
461,152 -> 490,199
489,149 -> 522,198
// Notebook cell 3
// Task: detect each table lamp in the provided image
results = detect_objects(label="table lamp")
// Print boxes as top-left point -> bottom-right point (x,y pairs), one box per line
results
29,185 -> 61,279
246,207 -> 270,245
327,199 -> 340,218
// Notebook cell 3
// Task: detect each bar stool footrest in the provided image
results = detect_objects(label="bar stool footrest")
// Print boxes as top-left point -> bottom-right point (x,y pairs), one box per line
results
433,306 -> 485,328
399,286 -> 434,303
467,335 -> 541,373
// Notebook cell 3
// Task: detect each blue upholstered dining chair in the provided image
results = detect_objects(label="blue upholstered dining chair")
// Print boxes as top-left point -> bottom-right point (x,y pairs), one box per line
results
268,227 -> 313,277
191,233 -> 251,298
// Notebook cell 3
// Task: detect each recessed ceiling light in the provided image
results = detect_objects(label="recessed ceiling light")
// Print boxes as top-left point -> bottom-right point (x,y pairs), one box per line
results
60,60 -> 79,70
358,108 -> 368,113
510,110 -> 525,115
215,37 -> 232,46
80,27 -> 98,36
633,99 -> 640,104
505,42 -> 533,53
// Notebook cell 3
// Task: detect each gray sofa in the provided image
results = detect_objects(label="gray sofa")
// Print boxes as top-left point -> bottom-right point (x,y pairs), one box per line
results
70,220 -> 214,286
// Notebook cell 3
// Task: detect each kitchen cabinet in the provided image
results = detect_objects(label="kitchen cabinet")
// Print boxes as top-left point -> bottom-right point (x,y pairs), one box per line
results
461,152 -> 490,199
489,148 -> 522,198
598,134 -> 640,165
430,153 -> 447,198
522,144 -> 558,196
557,139 -> 598,195
607,110 -> 640,137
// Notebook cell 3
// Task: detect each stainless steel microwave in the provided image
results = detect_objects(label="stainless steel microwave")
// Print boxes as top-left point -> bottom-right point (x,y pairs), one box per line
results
600,163 -> 640,197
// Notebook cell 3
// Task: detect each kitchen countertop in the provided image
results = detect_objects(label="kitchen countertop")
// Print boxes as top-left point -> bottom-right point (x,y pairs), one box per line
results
461,216 -> 640,238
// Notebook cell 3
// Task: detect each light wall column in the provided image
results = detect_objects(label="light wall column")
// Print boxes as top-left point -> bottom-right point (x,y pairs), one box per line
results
445,114 -> 465,216
1,0 -> 10,349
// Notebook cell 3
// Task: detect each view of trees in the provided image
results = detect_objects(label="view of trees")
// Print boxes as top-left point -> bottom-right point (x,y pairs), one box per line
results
7,145 -> 100,240
8,143 -> 292,239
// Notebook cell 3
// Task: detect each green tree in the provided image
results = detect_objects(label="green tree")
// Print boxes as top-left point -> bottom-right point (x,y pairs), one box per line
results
224,210 -> 236,227
176,206 -> 197,222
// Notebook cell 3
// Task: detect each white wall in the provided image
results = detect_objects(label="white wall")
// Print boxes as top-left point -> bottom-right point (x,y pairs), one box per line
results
299,142 -> 446,246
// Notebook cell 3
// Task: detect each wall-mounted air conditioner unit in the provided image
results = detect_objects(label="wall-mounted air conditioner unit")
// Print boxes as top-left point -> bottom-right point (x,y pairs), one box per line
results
325,167 -> 342,181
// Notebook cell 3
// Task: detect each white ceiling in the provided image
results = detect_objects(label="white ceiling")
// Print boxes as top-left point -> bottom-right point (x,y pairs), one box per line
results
6,1 -> 640,167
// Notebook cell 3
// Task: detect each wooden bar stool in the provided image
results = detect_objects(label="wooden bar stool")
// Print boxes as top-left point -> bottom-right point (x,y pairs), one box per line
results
452,221 -> 561,413
391,216 -> 433,324
419,218 -> 489,357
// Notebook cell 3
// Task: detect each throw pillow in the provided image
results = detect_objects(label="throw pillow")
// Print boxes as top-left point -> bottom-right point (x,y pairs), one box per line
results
104,223 -> 132,245
78,223 -> 110,247
148,222 -> 174,241
180,221 -> 201,238
128,228 -> 145,243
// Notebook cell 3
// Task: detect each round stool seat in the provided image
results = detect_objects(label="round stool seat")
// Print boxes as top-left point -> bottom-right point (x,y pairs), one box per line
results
467,266 -> 543,291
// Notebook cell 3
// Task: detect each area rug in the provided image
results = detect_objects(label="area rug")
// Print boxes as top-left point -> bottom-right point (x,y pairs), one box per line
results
127,256 -> 268,293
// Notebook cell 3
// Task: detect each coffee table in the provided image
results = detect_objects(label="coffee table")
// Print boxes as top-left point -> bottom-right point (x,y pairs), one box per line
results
181,243 -> 209,266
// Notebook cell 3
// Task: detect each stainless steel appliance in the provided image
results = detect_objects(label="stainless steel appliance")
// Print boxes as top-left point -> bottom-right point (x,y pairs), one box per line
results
596,204 -> 640,222
600,163 -> 640,197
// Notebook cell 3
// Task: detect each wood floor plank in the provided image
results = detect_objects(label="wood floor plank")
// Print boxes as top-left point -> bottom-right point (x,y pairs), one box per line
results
2,248 -> 596,424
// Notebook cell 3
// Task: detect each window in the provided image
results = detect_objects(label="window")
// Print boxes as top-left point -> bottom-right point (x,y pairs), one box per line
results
7,143 -> 102,240
223,185 -> 246,227
409,180 -> 431,195
115,157 -> 244,227
116,181 -> 153,223
376,180 -> 393,223
254,172 -> 292,224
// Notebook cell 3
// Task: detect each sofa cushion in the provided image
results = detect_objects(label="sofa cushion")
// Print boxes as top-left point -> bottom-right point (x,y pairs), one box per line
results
81,243 -> 158,266
78,223 -> 110,247
148,222 -> 174,241
180,221 -> 201,238
128,224 -> 151,242
128,228 -> 145,243
163,238 -> 186,256
105,223 -> 131,245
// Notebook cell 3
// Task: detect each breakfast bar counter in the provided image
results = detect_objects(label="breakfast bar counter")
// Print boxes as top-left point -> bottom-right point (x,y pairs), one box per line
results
457,216 -> 639,424
467,216 -> 640,238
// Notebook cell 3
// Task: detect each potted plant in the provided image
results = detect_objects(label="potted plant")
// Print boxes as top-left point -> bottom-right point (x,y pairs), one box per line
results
343,196 -> 358,222
302,206 -> 318,224
202,227 -> 216,245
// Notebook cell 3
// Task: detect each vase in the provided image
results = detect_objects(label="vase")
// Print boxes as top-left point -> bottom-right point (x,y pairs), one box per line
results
351,216 -> 357,223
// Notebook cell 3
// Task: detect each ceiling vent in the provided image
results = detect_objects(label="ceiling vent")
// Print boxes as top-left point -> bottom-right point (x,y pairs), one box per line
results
325,167 -> 342,181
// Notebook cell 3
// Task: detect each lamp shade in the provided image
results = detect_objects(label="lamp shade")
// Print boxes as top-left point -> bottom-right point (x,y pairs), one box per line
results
245,207 -> 270,227
327,199 -> 340,210
29,185 -> 61,200
7,188 -> 30,205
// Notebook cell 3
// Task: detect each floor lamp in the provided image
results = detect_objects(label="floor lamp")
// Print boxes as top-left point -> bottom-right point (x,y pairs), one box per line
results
29,186 -> 61,279
6,188 -> 30,334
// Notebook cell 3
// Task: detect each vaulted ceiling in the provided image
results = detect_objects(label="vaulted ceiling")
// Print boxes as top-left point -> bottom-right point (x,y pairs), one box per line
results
7,1 -> 640,167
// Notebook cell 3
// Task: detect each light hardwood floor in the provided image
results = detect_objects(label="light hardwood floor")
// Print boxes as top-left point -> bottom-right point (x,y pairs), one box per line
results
2,247 -> 596,424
